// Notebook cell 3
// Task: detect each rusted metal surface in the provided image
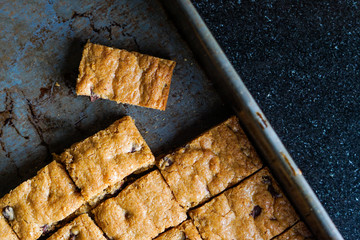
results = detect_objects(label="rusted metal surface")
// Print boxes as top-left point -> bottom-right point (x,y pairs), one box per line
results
0,0 -> 231,195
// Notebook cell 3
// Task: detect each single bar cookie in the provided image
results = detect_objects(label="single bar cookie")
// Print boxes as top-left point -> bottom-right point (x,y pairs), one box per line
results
0,161 -> 84,240
54,116 -> 155,202
0,215 -> 19,240
92,170 -> 187,240
189,168 -> 299,240
76,42 -> 175,110
273,222 -> 314,240
47,214 -> 106,240
157,116 -> 262,209
154,220 -> 202,240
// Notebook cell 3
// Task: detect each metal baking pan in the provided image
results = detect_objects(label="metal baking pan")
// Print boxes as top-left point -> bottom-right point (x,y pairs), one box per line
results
0,0 -> 342,239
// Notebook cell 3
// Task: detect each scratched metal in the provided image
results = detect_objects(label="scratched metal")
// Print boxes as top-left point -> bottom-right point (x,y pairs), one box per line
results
0,0 -> 232,195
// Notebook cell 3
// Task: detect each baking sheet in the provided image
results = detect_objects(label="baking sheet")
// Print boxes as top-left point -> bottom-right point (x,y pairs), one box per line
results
0,0 -> 343,239
0,0 -> 231,196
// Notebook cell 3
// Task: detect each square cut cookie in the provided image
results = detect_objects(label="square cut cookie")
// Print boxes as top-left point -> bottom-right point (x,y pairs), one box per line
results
92,170 -> 187,240
0,161 -> 84,240
154,220 -> 202,240
54,116 -> 155,202
189,168 -> 299,240
273,222 -> 314,240
0,215 -> 19,240
76,42 -> 175,110
157,116 -> 262,209
47,214 -> 106,240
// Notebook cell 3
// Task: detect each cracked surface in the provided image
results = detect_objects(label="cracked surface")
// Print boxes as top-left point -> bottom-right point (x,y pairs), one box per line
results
0,161 -> 84,240
273,222 -> 313,240
76,42 -> 175,110
154,220 -> 202,240
54,116 -> 155,201
0,215 -> 19,240
189,168 -> 298,240
157,116 -> 263,209
47,214 -> 106,240
92,170 -> 187,240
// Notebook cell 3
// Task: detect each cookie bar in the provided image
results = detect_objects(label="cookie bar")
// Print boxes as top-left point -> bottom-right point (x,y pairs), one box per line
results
47,214 -> 106,240
54,116 -> 155,202
0,161 -> 84,240
157,116 -> 262,209
92,170 -> 187,240
0,215 -> 19,240
189,168 -> 299,240
76,42 -> 175,110
154,220 -> 202,240
274,222 -> 313,240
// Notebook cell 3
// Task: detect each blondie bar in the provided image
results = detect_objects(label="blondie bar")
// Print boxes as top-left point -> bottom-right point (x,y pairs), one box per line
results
154,220 -> 202,240
76,42 -> 175,110
47,214 -> 106,240
54,116 -> 155,202
92,170 -> 187,240
0,215 -> 19,239
189,168 -> 299,240
157,116 -> 262,209
273,222 -> 313,240
0,161 -> 84,240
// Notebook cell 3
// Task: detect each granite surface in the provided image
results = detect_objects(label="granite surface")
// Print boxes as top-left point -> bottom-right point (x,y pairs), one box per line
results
192,0 -> 360,239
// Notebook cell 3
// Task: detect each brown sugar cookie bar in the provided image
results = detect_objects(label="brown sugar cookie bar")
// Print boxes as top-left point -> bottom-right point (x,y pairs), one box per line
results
54,116 -> 155,202
0,161 -> 84,240
92,170 -> 187,240
157,116 -> 262,209
189,168 -> 299,240
154,220 -> 202,240
47,214 -> 106,240
0,215 -> 19,240
76,42 -> 175,110
273,222 -> 314,240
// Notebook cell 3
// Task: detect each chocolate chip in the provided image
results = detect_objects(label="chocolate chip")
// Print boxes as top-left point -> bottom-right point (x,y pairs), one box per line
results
268,185 -> 282,198
159,156 -> 173,169
75,185 -> 81,193
130,143 -> 142,153
41,224 -> 50,234
180,231 -> 187,240
90,88 -> 99,102
250,205 -> 262,219
90,95 -> 99,102
2,206 -> 14,221
125,211 -> 132,219
262,176 -> 272,185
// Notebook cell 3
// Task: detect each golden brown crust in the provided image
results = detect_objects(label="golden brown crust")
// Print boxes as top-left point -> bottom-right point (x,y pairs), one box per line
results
154,220 -> 202,240
189,168 -> 299,240
157,116 -> 262,209
76,42 -> 175,110
92,170 -> 187,240
47,214 -> 106,240
0,215 -> 19,240
0,161 -> 84,240
274,222 -> 314,240
54,116 -> 155,201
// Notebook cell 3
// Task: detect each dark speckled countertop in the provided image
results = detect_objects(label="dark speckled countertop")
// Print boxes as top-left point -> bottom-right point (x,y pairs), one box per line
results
192,0 -> 360,239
